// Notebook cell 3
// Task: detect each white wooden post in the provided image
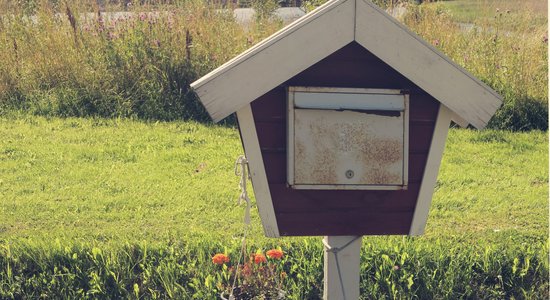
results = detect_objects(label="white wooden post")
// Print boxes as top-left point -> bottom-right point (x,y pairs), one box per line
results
323,236 -> 362,300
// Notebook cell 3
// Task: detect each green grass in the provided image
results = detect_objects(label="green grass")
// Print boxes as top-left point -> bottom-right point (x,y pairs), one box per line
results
437,0 -> 547,27
0,0 -> 548,297
0,116 -> 548,298
1,117 -> 546,244
0,115 -> 254,243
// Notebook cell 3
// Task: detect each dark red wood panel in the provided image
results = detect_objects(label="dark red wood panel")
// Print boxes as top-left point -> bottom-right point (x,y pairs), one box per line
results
249,41 -> 440,236
270,183 -> 420,213
276,211 -> 413,236
255,122 -> 286,150
250,88 -> 286,122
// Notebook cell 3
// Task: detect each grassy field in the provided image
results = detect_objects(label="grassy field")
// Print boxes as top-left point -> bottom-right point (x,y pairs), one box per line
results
0,116 -> 547,244
437,0 -> 547,26
0,116 -> 548,298
0,0 -> 548,298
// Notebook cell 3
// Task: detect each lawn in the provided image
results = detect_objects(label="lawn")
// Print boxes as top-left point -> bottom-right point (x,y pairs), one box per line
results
0,0 -> 548,297
1,116 -> 547,244
0,116 -> 548,298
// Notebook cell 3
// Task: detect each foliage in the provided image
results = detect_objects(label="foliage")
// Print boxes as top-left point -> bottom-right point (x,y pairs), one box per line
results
402,2 -> 548,130
0,0 -> 282,123
0,116 -> 548,298
0,238 -> 547,299
215,249 -> 286,299
0,0 -> 547,130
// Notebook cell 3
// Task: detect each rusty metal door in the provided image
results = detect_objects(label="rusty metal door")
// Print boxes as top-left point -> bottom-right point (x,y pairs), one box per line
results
287,87 -> 408,190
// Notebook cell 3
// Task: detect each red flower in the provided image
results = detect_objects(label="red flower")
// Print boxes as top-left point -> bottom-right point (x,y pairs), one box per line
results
212,253 -> 229,265
266,249 -> 284,260
253,253 -> 267,264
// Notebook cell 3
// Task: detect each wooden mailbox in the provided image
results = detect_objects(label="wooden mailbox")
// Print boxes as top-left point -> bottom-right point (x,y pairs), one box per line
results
190,0 -> 502,238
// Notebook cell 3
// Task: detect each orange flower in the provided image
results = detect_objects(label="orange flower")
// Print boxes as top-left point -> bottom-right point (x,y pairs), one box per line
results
253,253 -> 267,264
212,253 -> 229,265
266,249 -> 284,260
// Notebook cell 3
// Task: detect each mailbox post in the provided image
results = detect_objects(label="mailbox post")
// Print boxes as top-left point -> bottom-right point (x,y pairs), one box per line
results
191,0 -> 501,298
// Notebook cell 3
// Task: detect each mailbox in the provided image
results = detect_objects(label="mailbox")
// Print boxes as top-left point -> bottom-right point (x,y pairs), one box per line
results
190,0 -> 502,237
287,87 -> 409,189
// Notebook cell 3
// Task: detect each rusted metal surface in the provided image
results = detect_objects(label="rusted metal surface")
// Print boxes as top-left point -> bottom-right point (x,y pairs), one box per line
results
293,109 -> 404,186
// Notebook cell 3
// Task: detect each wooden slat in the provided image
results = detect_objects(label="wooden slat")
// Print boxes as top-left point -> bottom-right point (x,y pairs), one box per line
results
409,94 -> 440,122
276,211 -> 413,236
355,0 -> 502,128
255,122 -> 286,150
409,105 -> 452,235
287,57 -> 416,89
408,123 -> 436,153
270,183 -> 420,213
236,105 -> 280,237
191,0 -> 355,122
250,87 -> 286,122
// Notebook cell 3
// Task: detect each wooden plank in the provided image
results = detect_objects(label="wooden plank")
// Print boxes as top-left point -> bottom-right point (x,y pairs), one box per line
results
191,0 -> 355,122
236,105 -> 280,237
409,94 -> 440,122
409,124 -> 436,153
255,122 -> 286,150
409,104 -> 451,235
355,0 -> 502,128
451,112 -> 469,128
270,183 -> 420,213
276,211 -> 413,236
250,87 -> 286,122
287,57 -> 416,89
324,236 -> 362,300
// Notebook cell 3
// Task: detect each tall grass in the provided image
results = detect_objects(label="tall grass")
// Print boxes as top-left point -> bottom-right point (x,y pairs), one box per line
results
0,0 -> 547,130
402,2 -> 548,130
0,0 -> 282,123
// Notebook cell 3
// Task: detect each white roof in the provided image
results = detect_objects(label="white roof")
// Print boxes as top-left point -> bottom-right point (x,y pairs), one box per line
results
191,0 -> 502,128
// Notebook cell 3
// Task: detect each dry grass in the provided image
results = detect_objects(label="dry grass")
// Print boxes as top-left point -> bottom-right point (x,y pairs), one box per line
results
0,0 -> 283,121
402,1 -> 548,130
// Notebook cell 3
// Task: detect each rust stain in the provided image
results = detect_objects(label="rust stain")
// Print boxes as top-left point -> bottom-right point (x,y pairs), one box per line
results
293,109 -> 404,185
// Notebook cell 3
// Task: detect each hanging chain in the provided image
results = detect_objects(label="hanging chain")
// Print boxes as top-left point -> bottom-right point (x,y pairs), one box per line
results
322,236 -> 362,300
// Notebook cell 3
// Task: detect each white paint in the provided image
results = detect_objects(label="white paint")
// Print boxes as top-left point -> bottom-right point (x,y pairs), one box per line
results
191,0 -> 501,128
409,104 -> 452,235
236,105 -> 280,237
191,0 -> 355,122
451,112 -> 469,128
294,92 -> 405,111
354,0 -> 501,128
323,236 -> 362,300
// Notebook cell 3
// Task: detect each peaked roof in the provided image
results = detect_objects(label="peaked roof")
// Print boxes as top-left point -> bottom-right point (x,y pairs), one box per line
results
190,0 -> 502,129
